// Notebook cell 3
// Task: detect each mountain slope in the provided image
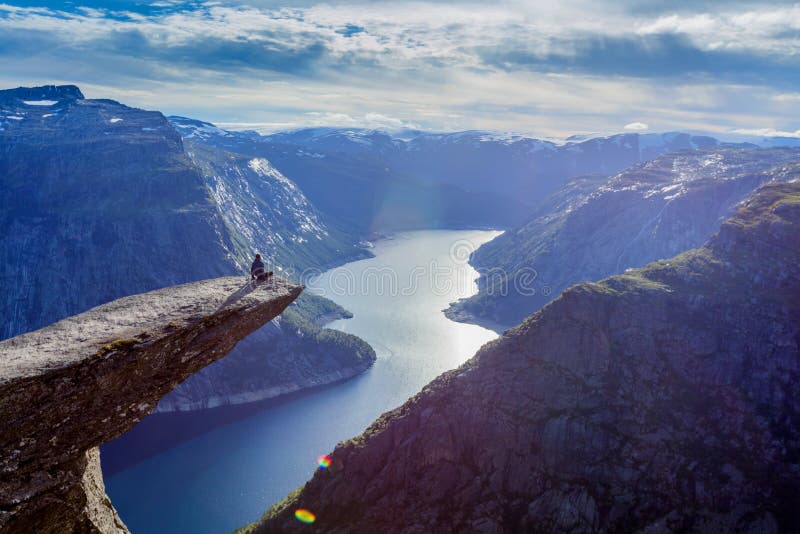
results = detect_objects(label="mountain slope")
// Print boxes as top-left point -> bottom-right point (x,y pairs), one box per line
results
448,147 -> 800,327
183,140 -> 368,274
0,85 -> 375,416
170,117 -> 527,230
250,180 -> 800,533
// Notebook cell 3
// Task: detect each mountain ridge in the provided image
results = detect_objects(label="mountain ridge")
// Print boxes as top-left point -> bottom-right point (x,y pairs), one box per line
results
447,147 -> 800,328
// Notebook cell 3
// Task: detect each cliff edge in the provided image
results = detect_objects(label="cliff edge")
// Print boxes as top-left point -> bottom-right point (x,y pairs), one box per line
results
252,182 -> 800,533
0,276 -> 302,533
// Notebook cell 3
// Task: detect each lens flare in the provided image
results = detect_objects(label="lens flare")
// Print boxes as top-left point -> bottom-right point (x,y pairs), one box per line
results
317,455 -> 332,469
294,509 -> 316,524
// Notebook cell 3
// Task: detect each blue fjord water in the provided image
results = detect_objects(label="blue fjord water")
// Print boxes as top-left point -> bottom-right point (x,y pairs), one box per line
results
103,229 -> 501,533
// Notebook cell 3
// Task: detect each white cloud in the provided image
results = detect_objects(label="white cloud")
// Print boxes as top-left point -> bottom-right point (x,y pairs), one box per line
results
732,128 -> 800,138
773,93 -> 800,102
624,122 -> 649,131
636,6 -> 800,54
0,1 -> 798,136
2,1 -> 798,71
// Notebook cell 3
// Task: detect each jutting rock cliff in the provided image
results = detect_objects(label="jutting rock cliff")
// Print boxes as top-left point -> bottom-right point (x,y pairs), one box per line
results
0,276 -> 302,533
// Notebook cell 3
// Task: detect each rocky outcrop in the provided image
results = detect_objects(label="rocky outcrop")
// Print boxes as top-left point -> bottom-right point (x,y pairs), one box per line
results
0,276 -> 302,533
250,182 -> 800,533
154,293 -> 376,412
448,148 -> 800,327
0,85 -> 84,101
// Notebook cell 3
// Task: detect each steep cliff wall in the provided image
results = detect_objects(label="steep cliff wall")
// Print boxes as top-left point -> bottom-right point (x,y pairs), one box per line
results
0,276 -> 302,533
251,182 -> 800,533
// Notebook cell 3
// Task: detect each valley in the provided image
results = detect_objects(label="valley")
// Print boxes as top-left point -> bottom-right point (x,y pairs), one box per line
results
102,230 -> 499,533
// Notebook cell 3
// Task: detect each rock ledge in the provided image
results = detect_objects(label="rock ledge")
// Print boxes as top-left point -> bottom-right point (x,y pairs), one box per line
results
0,276 -> 302,533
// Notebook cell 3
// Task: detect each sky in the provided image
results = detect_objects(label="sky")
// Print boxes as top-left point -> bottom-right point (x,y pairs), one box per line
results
1,0 -> 799,137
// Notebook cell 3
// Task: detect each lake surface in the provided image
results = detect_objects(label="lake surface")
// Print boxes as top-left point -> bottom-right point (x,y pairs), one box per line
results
103,229 -> 501,533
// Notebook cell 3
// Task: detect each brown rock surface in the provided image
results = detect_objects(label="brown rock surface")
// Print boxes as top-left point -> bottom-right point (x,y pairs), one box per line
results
252,183 -> 800,533
0,276 -> 302,533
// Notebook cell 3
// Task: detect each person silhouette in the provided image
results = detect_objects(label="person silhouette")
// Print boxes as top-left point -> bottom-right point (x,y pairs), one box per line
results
250,253 -> 272,281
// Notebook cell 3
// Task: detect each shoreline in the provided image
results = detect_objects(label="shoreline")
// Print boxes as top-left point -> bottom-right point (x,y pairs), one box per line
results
442,302 -> 509,334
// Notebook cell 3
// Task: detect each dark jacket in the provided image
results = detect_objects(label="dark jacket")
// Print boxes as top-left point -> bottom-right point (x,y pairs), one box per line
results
250,257 -> 265,275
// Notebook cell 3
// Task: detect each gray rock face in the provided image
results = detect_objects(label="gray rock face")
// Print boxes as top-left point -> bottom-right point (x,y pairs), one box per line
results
448,148 -> 800,327
183,139 -> 369,275
0,276 -> 302,533
251,182 -> 800,533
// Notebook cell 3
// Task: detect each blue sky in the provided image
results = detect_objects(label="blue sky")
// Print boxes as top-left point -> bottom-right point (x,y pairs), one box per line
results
1,0 -> 798,137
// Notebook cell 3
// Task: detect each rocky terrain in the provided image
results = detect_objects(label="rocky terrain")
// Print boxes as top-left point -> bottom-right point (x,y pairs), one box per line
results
448,147 -> 800,327
248,181 -> 800,533
0,275 -> 302,533
0,84 -> 375,414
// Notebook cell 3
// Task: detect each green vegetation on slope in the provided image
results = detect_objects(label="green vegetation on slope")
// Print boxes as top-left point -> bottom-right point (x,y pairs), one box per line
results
281,292 -> 375,371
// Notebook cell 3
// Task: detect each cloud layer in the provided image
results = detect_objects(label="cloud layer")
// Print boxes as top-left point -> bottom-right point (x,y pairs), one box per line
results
1,0 -> 798,136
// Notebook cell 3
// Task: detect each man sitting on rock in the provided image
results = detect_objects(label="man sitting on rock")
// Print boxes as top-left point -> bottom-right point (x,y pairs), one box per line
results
250,253 -> 273,282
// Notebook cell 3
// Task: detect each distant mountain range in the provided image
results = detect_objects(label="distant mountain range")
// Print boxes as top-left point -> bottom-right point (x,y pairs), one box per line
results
171,117 -> 782,232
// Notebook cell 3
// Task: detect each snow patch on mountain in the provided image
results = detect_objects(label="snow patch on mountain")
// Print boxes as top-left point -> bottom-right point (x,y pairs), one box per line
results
22,100 -> 59,106
169,116 -> 233,140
